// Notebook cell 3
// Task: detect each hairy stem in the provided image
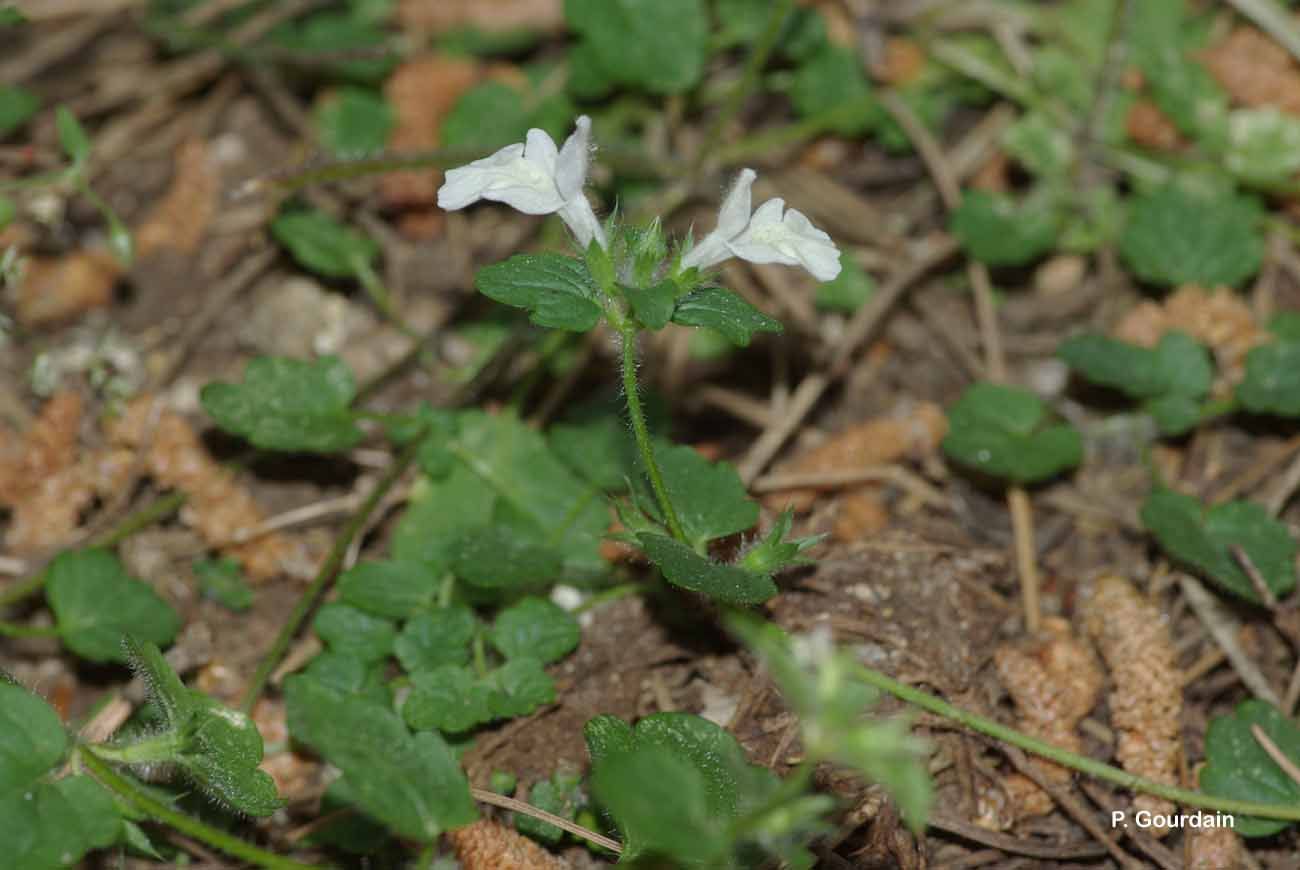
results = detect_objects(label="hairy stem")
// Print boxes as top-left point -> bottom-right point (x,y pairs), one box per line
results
856,665 -> 1300,822
619,328 -> 688,544
80,748 -> 323,870
240,436 -> 421,712
89,732 -> 183,765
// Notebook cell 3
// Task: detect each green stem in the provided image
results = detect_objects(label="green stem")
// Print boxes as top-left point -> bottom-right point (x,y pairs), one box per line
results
93,491 -> 188,548
0,621 -> 61,638
472,629 -> 489,679
693,0 -> 795,173
619,328 -> 688,544
80,748 -> 323,870
240,435 -> 423,713
351,255 -> 419,340
89,732 -> 183,765
856,665 -> 1300,822
0,491 -> 187,612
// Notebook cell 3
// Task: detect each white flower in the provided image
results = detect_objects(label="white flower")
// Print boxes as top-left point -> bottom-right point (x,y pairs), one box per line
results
437,116 -> 606,249
681,168 -> 841,282
680,168 -> 756,273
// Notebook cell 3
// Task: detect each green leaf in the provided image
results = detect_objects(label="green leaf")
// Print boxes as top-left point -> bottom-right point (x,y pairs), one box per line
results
337,559 -> 439,620
593,745 -> 726,865
47,550 -> 180,663
441,81 -> 530,149
648,444 -> 757,546
271,12 -> 394,82
450,526 -> 561,591
55,106 -> 91,167
314,603 -> 396,664
123,639 -> 284,817
302,652 -> 391,706
564,0 -> 708,95
452,411 -> 611,577
549,398 -> 640,492
270,209 -> 378,279
1059,333 -> 1172,399
638,533 -> 778,604
0,684 -> 120,868
285,675 -> 477,840
1141,488 -> 1297,603
1238,340 -> 1300,417
950,189 -> 1059,266
392,464 -> 496,570
789,44 -> 874,135
1,775 -> 120,870
403,666 -> 495,733
815,253 -> 875,312
1120,184 -> 1262,287
200,355 -> 363,453
476,253 -> 602,332
192,558 -> 253,611
1225,108 -> 1300,187
0,85 -> 39,138
586,712 -> 778,866
671,286 -> 783,347
1268,312 -> 1300,342
1002,111 -> 1074,178
490,597 -> 580,664
942,382 -> 1082,484
625,279 -> 677,330
393,605 -> 476,674
1129,0 -> 1227,140
1200,700 -> 1300,837
484,656 -> 555,718
517,770 -> 582,844
0,683 -> 67,794
315,86 -> 393,157
1059,331 -> 1213,435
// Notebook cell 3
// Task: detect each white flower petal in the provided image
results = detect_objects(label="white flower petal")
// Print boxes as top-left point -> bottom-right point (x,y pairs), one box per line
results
436,143 -> 525,210
716,168 -> 756,238
523,128 -> 559,178
555,115 -> 593,201
727,200 -> 842,282
746,197 -> 786,228
681,169 -> 762,271
558,194 -> 607,250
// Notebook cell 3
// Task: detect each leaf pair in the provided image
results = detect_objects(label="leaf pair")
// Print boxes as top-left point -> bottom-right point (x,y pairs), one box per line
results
584,712 -> 784,867
1141,487 -> 1296,604
942,383 -> 1082,484
1059,331 -> 1213,435
122,639 -> 284,817
285,675 -> 476,842
477,251 -> 782,346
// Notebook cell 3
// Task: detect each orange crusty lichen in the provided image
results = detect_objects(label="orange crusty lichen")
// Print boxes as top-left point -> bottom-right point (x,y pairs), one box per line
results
106,397 -> 304,582
1082,575 -> 1183,837
445,819 -> 571,870
1112,285 -> 1267,390
992,617 -> 1104,821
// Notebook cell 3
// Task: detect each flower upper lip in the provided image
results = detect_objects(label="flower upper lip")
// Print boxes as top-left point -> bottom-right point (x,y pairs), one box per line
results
681,168 -> 841,282
437,116 -> 606,249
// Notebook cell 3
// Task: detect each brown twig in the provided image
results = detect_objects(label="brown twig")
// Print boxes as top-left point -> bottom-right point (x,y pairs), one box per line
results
469,787 -> 622,854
